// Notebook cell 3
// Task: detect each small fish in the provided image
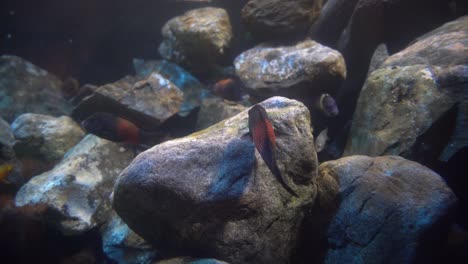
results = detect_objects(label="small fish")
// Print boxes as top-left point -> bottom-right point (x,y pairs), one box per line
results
248,105 -> 298,196
81,112 -> 162,145
0,164 -> 14,184
318,94 -> 339,117
315,128 -> 329,153
213,78 -> 242,101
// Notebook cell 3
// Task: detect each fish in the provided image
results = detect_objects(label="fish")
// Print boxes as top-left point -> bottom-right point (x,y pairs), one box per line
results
81,112 -> 162,145
248,104 -> 298,196
0,164 -> 14,184
317,94 -> 339,117
315,128 -> 329,153
213,78 -> 242,101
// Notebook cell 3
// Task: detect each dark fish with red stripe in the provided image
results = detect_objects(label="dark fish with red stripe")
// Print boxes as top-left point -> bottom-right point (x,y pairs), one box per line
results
248,105 -> 298,196
213,78 -> 243,101
81,112 -> 161,145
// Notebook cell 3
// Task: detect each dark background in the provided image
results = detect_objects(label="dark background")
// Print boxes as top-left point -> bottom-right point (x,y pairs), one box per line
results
0,0 -> 249,85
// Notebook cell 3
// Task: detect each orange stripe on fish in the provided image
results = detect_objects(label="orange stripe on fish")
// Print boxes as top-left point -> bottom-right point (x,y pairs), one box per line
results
248,105 -> 298,196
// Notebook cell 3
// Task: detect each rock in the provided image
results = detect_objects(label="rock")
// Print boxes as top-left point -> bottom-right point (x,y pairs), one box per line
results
344,65 -> 461,159
242,0 -> 323,40
102,211 -> 159,264
72,73 -> 184,130
234,40 -> 346,99
381,15 -> 468,68
133,59 -> 211,117
0,55 -> 71,122
15,135 -> 134,235
332,0 -> 455,125
11,114 -> 85,163
195,98 -> 247,131
345,16 -> 468,162
113,97 -> 318,263
318,156 -> 456,263
155,257 -> 230,264
158,7 -> 233,74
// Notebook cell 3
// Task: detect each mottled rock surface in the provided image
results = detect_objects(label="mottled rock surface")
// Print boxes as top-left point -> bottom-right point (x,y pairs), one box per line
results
234,40 -> 346,99
345,16 -> 468,161
133,59 -> 211,117
72,73 -> 183,130
332,0 -> 456,125
113,97 -> 318,264
242,0 -> 323,40
102,211 -> 158,264
11,114 -> 85,162
0,55 -> 71,122
319,156 -> 456,263
344,65 -> 460,157
15,135 -> 134,235
195,98 -> 247,130
159,7 -> 233,74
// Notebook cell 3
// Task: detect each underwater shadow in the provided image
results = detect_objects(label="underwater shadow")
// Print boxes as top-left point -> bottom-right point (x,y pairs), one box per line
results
205,136 -> 255,201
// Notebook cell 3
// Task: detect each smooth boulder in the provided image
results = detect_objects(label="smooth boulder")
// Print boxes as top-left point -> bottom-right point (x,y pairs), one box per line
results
234,40 -> 346,99
318,156 -> 456,263
113,97 -> 318,263
158,7 -> 233,74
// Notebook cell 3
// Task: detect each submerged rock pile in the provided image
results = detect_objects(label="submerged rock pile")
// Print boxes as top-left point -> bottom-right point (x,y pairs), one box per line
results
0,1 -> 466,264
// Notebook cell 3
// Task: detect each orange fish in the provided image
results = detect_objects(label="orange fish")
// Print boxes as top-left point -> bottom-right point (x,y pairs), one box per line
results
0,164 -> 14,184
248,105 -> 298,196
213,78 -> 242,101
81,112 -> 161,145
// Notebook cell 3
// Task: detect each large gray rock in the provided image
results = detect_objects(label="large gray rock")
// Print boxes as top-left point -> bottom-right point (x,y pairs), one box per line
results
0,55 -> 71,122
331,0 -> 455,124
113,97 -> 318,264
158,7 -> 233,74
11,114 -> 85,163
344,65 -> 460,158
195,98 -> 247,131
234,40 -> 346,99
318,156 -> 456,263
72,73 -> 183,130
102,211 -> 159,264
345,16 -> 468,161
133,59 -> 211,117
15,135 -> 134,235
242,0 -> 323,40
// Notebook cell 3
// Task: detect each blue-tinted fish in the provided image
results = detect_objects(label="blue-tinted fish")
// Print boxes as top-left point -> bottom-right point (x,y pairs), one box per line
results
248,105 -> 298,196
317,93 -> 339,117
